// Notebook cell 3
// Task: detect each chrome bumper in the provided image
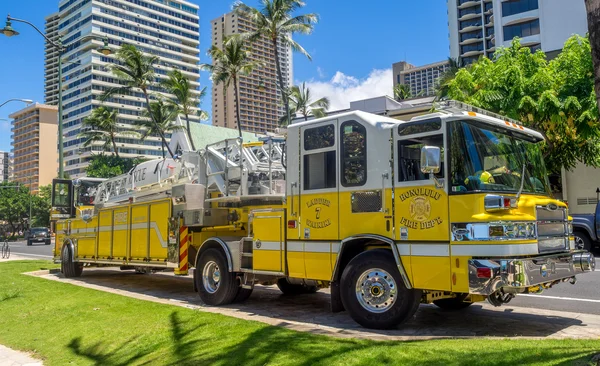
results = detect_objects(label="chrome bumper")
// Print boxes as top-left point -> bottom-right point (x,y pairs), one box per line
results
468,251 -> 595,296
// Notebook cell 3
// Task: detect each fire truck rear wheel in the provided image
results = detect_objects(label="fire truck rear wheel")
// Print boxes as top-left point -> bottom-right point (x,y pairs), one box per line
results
196,248 -> 239,306
340,249 -> 421,329
61,245 -> 83,278
276,278 -> 318,295
433,294 -> 473,310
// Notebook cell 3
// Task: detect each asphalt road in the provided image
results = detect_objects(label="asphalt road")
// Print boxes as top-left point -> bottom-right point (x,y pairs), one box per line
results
6,239 -> 54,259
4,240 -> 600,315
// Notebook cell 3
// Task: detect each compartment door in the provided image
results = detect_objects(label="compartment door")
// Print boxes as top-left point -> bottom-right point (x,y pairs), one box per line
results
252,212 -> 284,273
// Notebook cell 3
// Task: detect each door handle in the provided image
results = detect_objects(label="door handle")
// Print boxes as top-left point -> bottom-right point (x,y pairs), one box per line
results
382,172 -> 389,214
290,182 -> 298,216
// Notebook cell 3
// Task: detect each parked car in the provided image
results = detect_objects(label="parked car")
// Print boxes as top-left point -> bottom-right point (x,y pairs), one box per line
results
24,227 -> 51,246
572,202 -> 600,252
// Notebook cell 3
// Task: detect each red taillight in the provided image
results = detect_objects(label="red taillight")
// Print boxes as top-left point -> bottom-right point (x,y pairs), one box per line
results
503,197 -> 511,208
476,268 -> 493,278
287,220 -> 297,229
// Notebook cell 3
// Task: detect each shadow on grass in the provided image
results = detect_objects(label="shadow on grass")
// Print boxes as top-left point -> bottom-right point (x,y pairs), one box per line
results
67,335 -> 154,366
0,289 -> 21,302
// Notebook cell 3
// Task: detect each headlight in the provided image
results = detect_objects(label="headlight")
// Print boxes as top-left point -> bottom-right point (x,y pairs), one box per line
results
452,222 -> 537,241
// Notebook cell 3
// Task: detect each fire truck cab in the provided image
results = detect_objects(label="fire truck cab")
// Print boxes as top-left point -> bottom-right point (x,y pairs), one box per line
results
52,101 -> 595,329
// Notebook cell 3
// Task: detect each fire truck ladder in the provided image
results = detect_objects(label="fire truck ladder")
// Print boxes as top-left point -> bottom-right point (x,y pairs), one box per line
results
204,137 -> 286,202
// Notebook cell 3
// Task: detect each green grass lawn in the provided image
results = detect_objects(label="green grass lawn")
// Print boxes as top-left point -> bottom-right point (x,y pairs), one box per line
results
0,260 -> 599,366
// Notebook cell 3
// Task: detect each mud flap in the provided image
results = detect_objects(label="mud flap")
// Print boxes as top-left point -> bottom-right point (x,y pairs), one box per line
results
330,281 -> 345,312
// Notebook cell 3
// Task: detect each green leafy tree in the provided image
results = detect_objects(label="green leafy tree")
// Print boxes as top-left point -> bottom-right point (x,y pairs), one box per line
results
0,182 -> 30,236
444,36 -> 600,173
234,0 -> 318,127
393,84 -> 413,101
78,106 -> 138,158
436,57 -> 462,99
201,36 -> 262,137
140,99 -> 184,158
101,44 -> 175,158
31,185 -> 52,228
585,0 -> 600,113
280,82 -> 329,125
86,155 -> 145,178
161,70 -> 209,151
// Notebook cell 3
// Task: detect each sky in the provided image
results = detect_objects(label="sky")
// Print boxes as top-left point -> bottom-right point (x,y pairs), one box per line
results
0,0 -> 450,152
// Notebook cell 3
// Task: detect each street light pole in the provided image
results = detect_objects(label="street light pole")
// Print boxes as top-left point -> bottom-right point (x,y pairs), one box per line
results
0,98 -> 33,109
1,15 -> 112,179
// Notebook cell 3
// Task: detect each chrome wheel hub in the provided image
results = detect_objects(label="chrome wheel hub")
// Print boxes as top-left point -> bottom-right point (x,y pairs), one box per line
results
356,268 -> 397,313
202,261 -> 221,294
574,236 -> 585,250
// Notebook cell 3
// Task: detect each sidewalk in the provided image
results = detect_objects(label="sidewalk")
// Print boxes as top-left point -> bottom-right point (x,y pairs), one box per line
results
0,345 -> 42,366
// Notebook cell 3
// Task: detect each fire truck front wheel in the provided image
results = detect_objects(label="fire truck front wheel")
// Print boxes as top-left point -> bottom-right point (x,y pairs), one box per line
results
61,244 -> 83,278
340,249 -> 421,329
196,248 -> 239,306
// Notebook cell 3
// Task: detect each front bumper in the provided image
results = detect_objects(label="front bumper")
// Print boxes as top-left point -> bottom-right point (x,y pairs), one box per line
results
468,251 -> 595,295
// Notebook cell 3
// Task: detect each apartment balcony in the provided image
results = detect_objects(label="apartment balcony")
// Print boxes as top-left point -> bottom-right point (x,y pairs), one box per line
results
461,49 -> 484,57
460,33 -> 484,45
460,23 -> 483,33
458,0 -> 480,10
459,10 -> 482,21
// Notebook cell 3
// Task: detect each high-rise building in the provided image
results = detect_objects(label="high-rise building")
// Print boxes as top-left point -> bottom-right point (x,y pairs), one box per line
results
0,151 -> 10,183
210,12 -> 293,134
392,60 -> 450,98
53,0 -> 201,178
44,12 -> 60,106
448,0 -> 588,64
9,103 -> 59,194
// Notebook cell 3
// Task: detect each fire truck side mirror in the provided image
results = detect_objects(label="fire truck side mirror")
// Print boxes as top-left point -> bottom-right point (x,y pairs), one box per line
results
420,146 -> 441,174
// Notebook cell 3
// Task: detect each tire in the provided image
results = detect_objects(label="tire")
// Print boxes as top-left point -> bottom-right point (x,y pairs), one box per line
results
233,287 -> 253,303
61,245 -> 83,278
574,231 -> 592,251
45,240 -> 51,245
195,248 -> 238,306
276,278 -> 318,295
340,249 -> 422,330
433,294 -> 473,310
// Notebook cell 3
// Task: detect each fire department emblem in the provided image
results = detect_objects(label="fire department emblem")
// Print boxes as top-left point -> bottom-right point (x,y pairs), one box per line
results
409,197 -> 431,222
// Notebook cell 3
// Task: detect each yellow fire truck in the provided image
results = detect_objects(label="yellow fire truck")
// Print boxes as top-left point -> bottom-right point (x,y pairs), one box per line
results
51,101 -> 595,329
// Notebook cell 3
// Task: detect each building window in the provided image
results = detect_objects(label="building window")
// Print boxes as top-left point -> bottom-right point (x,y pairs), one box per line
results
341,121 -> 367,187
503,19 -> 540,41
502,0 -> 539,17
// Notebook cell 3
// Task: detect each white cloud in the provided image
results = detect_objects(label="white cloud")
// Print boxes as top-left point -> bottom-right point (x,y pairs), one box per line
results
303,68 -> 393,111
316,66 -> 326,79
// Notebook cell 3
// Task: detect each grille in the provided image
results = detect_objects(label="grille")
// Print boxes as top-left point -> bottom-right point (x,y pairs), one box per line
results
536,205 -> 568,253
351,191 -> 382,213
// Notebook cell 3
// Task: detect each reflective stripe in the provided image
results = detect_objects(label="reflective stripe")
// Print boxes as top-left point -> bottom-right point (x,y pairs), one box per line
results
451,243 -> 538,256
70,222 -> 168,248
304,242 -> 331,253
396,243 -> 410,256
287,242 -> 303,252
254,241 -> 282,251
411,244 -> 450,257
331,243 -> 341,254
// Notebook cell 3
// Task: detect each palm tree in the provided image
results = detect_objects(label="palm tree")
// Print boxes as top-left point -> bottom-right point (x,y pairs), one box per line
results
78,106 -> 138,158
200,36 -> 262,137
234,0 -> 318,127
161,70 -> 209,151
394,84 -> 412,101
280,82 -> 329,125
139,99 -> 183,158
436,57 -> 462,100
101,44 -> 175,158
585,0 -> 600,113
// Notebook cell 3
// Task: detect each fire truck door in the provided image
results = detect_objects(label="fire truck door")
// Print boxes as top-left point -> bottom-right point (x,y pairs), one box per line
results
394,121 -> 451,291
290,120 -> 339,279
338,118 -> 393,239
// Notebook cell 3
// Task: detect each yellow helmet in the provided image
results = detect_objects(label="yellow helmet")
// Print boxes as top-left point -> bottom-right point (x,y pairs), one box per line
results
464,171 -> 495,185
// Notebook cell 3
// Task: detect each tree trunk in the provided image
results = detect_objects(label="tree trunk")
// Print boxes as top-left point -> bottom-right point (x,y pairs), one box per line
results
162,145 -> 165,158
185,113 -> 196,151
586,0 -> 600,114
233,75 -> 243,138
142,87 -> 176,158
110,133 -> 120,158
273,37 -> 290,130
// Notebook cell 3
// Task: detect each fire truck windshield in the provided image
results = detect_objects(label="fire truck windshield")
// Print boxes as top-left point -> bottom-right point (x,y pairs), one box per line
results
449,120 -> 551,195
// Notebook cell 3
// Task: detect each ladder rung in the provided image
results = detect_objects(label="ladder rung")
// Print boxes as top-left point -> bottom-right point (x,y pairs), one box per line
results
242,253 -> 253,257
